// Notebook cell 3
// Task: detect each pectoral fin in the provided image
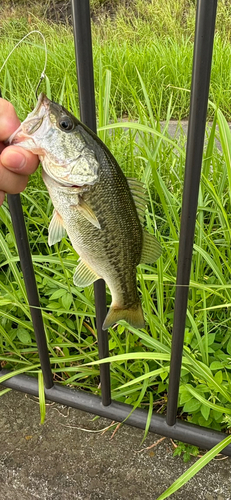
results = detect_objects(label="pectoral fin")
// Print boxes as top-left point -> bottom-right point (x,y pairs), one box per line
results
73,259 -> 100,287
76,198 -> 101,229
140,230 -> 162,264
48,210 -> 66,246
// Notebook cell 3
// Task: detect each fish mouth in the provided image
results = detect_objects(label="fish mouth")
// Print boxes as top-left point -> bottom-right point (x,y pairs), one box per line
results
31,92 -> 50,114
8,93 -> 50,146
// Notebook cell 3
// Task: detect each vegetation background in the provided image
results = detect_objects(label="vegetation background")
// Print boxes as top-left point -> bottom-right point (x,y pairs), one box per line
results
1,0 -> 231,455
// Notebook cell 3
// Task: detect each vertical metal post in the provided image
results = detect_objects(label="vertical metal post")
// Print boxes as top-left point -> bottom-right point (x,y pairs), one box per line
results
7,194 -> 54,389
71,0 -> 111,406
166,0 -> 217,425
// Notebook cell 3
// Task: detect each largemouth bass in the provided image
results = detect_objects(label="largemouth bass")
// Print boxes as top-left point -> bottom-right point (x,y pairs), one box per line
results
9,93 -> 162,330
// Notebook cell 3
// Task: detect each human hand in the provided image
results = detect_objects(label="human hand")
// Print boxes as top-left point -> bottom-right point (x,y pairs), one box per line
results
0,98 -> 39,206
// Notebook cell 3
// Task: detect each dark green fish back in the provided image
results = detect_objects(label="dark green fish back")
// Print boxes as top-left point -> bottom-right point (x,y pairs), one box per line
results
74,124 -> 143,309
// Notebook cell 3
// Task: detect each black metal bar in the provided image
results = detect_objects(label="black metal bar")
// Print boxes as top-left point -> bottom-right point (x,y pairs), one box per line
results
1,371 -> 231,456
94,279 -> 111,404
71,0 -> 97,132
71,0 -> 111,406
7,194 -> 54,389
166,0 -> 218,426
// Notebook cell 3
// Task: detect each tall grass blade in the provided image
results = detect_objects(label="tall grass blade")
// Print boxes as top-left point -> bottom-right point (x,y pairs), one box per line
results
142,390 -> 153,443
156,435 -> 231,500
38,370 -> 46,424
217,108 -> 231,202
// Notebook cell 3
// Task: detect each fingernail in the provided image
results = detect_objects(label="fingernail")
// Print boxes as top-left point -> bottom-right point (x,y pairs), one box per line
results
1,150 -> 26,171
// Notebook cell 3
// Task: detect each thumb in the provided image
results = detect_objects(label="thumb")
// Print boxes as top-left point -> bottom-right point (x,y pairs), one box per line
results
1,146 -> 39,175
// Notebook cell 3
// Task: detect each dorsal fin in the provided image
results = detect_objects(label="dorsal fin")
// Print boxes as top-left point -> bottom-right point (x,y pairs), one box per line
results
140,230 -> 162,264
127,178 -> 148,225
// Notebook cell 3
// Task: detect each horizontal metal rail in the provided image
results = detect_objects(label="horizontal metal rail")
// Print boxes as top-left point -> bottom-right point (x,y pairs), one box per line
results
1,370 -> 231,456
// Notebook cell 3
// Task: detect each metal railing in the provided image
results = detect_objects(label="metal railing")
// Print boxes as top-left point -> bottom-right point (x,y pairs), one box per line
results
1,0 -> 231,456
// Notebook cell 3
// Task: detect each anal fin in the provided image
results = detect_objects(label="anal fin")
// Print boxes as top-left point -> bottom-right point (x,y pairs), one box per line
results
127,178 -> 148,225
140,230 -> 162,264
73,259 -> 100,287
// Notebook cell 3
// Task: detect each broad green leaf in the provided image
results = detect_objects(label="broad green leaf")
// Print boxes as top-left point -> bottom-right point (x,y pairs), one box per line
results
214,371 -> 223,385
186,385 -> 231,415
17,328 -> 32,345
62,292 -> 73,311
210,361 -> 224,371
179,389 -> 193,405
183,399 -> 201,413
227,337 -> 231,355
49,289 -> 67,300
201,404 -> 210,421
109,339 -> 117,351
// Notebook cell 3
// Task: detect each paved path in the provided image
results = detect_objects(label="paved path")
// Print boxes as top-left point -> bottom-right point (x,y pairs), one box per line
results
0,389 -> 230,500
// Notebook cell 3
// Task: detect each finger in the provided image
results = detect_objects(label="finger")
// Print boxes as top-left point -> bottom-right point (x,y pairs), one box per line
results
0,162 -> 29,194
0,190 -> 5,206
1,146 -> 39,175
0,99 -> 21,141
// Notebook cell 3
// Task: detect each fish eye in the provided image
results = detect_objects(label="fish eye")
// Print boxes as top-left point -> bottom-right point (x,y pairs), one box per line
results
58,116 -> 74,131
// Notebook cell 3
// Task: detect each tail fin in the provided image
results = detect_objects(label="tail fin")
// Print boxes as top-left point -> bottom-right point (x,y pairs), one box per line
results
102,302 -> 145,331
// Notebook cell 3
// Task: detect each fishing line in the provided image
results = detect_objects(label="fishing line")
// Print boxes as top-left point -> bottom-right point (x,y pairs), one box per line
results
0,30 -> 47,99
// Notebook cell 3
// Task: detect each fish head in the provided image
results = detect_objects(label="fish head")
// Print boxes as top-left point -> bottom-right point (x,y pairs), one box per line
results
8,93 -> 99,187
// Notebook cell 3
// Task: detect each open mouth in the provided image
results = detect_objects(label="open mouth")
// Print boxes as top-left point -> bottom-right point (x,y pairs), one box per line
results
7,124 -> 25,145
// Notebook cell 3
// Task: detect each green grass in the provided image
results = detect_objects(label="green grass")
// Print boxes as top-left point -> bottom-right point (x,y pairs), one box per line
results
1,67 -> 231,435
1,1 -> 231,450
1,1 -> 231,119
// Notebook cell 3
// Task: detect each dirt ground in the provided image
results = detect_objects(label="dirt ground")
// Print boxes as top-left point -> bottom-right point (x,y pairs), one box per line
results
1,389 -> 231,500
